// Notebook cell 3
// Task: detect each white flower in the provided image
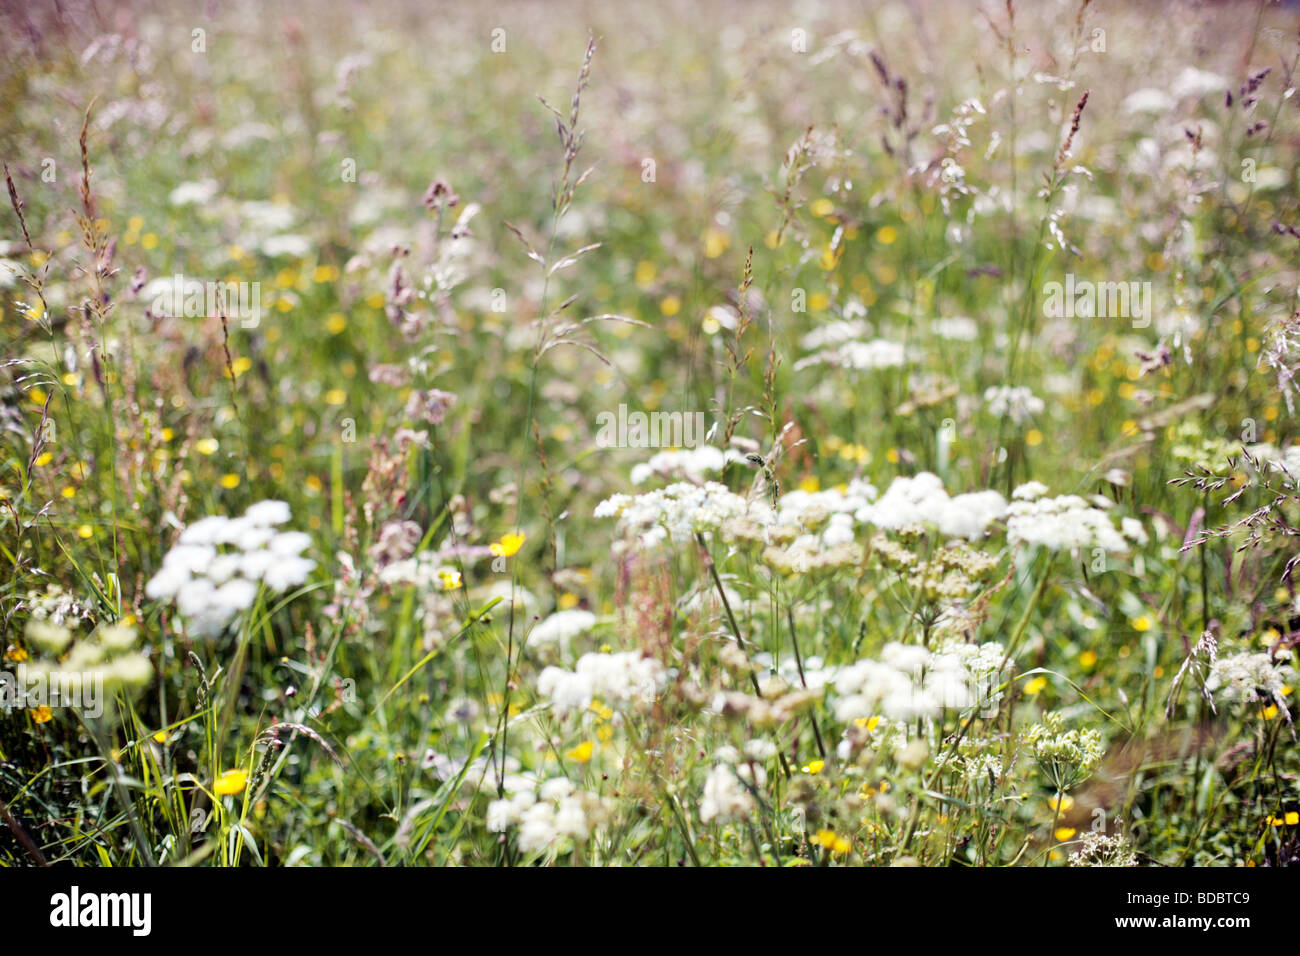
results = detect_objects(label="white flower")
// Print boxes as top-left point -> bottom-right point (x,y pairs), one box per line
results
795,338 -> 907,371
244,500 -> 292,525
1006,494 -> 1129,553
700,763 -> 755,824
168,180 -> 219,206
538,651 -> 666,715
1205,652 -> 1292,705
145,501 -> 315,637
527,609 -> 597,655
630,445 -> 733,485
856,472 -> 1006,540
932,316 -> 979,341
984,385 -> 1044,424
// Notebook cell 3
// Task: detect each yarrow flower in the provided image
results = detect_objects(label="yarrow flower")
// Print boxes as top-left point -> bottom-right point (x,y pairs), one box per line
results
145,501 -> 316,637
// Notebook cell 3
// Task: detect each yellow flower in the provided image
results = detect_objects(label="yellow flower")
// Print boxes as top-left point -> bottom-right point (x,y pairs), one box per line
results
802,759 -> 825,775
4,645 -> 29,663
214,769 -> 248,796
1049,794 -> 1075,813
219,473 -> 240,489
567,741 -> 594,762
490,532 -> 526,558
153,731 -> 168,744
1132,615 -> 1152,632
438,569 -> 462,591
1079,650 -> 1098,669
32,705 -> 53,724
1054,827 -> 1077,841
195,437 -> 219,455
1024,675 -> 1048,696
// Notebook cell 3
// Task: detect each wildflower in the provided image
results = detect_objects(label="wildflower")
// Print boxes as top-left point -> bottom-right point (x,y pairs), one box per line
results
527,609 -> 597,656
1025,712 -> 1104,791
145,502 -> 315,637
537,651 -> 666,715
215,769 -> 249,796
700,763 -> 757,824
1005,493 -> 1130,553
983,385 -> 1045,424
489,532 -> 526,557
1069,831 -> 1138,867
1205,652 -> 1293,706
857,472 -> 1006,540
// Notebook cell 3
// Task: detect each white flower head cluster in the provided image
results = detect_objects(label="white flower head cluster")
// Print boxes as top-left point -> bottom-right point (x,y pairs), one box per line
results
829,640 -> 1006,723
1006,494 -> 1139,553
794,338 -> 908,372
595,481 -> 775,548
856,472 -> 1007,540
1205,652 -> 1293,705
983,385 -> 1045,424
700,761 -> 764,824
486,776 -> 612,855
630,445 -> 738,486
537,651 -> 667,715
798,319 -> 871,350
776,478 -> 878,544
145,501 -> 315,637
932,316 -> 980,342
376,552 -> 463,591
526,609 -> 597,656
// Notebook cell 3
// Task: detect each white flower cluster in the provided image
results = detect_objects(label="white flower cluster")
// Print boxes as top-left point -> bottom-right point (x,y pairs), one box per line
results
537,651 -> 667,715
145,501 -> 315,637
983,385 -> 1045,424
794,338 -> 908,372
1205,652 -> 1293,705
486,777 -> 612,855
856,472 -> 1007,540
376,551 -> 462,590
630,445 -> 737,485
526,609 -> 597,656
700,760 -> 764,824
594,481 -> 775,547
1006,494 -> 1137,553
829,640 -> 1005,723
798,319 -> 871,350
776,478 -> 878,546
932,316 -> 980,341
